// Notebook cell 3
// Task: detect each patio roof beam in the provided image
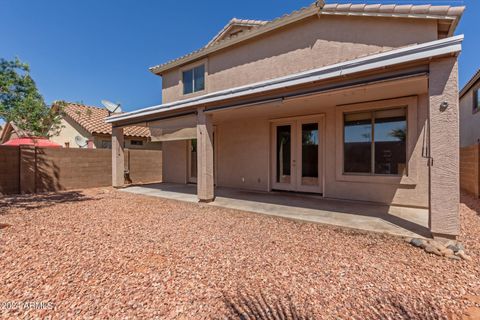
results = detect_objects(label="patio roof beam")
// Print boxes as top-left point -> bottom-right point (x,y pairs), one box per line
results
203,71 -> 428,114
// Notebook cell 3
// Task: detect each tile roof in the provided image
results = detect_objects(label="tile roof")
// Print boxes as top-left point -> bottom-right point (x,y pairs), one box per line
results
61,103 -> 150,138
149,2 -> 464,75
321,3 -> 464,16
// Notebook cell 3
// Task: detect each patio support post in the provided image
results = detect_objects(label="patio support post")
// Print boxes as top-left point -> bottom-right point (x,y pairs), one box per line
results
196,107 -> 215,202
112,126 -> 125,188
428,57 -> 460,239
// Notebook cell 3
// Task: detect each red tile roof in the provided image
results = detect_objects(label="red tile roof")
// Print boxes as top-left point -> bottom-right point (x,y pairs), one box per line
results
62,103 -> 150,138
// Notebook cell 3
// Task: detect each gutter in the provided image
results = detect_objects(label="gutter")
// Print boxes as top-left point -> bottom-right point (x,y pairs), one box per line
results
106,35 -> 463,125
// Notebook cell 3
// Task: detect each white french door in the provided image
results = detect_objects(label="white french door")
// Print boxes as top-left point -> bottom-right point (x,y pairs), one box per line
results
271,116 -> 323,194
188,139 -> 197,183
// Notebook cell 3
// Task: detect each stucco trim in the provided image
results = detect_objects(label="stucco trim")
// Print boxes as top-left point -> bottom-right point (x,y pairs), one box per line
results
107,35 -> 463,125
335,96 -> 418,185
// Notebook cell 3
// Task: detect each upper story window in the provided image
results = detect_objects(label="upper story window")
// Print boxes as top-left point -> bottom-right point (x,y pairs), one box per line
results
183,65 -> 205,95
474,88 -> 479,113
344,107 -> 407,176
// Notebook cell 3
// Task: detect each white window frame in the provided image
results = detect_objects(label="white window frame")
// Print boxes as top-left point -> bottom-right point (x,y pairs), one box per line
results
335,96 -> 418,185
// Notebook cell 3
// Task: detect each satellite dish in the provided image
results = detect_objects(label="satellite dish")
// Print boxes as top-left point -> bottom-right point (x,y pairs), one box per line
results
101,100 -> 122,114
75,136 -> 89,148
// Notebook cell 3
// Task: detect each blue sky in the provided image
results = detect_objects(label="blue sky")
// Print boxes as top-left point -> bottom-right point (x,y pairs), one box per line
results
1,0 -> 478,116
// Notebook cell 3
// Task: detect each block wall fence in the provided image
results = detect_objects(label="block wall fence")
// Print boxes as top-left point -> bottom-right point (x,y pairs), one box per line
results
0,146 -> 162,195
460,143 -> 480,198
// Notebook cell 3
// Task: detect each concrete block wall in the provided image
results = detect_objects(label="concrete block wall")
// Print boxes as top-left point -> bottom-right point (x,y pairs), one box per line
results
0,146 -> 20,195
125,149 -> 163,184
460,143 -> 480,198
0,147 -> 162,194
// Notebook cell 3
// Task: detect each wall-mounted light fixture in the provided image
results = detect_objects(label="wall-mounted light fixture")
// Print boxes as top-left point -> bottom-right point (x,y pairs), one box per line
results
440,101 -> 449,112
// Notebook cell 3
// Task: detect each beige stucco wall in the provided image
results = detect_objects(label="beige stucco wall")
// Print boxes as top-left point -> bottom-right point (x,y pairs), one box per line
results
162,140 -> 188,184
213,98 -> 429,207
50,117 -> 91,148
460,83 -> 480,147
161,74 -> 431,207
161,15 -> 438,103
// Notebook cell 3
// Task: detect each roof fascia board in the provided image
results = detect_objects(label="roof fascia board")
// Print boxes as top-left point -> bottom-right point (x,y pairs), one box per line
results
108,35 -> 463,124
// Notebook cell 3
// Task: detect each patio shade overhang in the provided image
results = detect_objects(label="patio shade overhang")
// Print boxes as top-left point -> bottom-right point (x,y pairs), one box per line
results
106,35 -> 463,128
2,137 -> 62,148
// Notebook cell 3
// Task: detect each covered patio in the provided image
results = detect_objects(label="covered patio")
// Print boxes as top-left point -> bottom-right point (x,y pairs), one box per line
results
107,36 -> 462,239
121,183 -> 430,238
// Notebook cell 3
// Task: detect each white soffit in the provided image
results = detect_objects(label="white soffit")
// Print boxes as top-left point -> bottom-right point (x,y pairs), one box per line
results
106,35 -> 463,125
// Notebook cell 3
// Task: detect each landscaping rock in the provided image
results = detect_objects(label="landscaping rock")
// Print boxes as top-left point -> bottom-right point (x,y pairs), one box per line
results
0,188 -> 479,318
441,248 -> 455,257
410,238 -> 426,248
447,243 -> 465,253
446,254 -> 462,261
456,250 -> 473,262
424,245 -> 443,256
428,240 -> 446,251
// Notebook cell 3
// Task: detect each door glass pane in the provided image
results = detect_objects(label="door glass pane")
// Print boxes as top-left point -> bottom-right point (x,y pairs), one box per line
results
374,108 -> 407,175
190,139 -> 197,178
301,123 -> 319,186
344,112 -> 372,173
276,125 -> 291,183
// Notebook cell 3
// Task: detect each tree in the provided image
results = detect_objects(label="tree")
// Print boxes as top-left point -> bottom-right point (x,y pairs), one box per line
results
0,57 -> 63,137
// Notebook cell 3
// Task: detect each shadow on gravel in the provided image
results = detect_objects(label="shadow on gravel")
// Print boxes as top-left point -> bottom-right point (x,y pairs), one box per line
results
0,191 -> 95,214
222,291 -> 448,320
223,291 -> 314,320
461,192 -> 480,217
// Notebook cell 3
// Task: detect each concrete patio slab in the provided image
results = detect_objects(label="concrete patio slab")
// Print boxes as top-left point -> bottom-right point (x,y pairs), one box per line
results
122,183 -> 430,238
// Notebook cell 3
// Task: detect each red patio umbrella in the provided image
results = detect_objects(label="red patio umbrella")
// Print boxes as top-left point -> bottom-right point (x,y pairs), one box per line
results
2,137 -> 62,148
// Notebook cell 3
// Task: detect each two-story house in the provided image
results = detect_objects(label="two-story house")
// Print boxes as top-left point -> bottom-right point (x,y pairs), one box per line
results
106,2 -> 464,239
460,69 -> 480,147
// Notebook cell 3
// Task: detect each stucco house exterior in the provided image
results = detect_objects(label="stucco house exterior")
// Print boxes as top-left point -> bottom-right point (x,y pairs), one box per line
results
49,103 -> 162,150
460,69 -> 480,147
106,2 -> 464,239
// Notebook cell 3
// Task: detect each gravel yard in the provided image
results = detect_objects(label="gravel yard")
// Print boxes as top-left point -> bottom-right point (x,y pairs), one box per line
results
1,188 -> 479,319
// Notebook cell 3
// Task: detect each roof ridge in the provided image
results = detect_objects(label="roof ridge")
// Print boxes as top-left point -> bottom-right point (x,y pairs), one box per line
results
64,102 -> 107,111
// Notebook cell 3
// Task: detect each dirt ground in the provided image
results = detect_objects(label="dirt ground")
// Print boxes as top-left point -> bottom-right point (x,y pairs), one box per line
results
0,188 -> 479,319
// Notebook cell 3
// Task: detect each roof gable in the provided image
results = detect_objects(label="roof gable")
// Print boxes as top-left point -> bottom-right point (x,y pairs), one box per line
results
207,18 -> 268,47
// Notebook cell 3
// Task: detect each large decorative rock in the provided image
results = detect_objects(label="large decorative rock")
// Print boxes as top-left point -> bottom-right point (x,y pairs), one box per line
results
456,250 -> 472,262
447,243 -> 464,253
424,245 -> 443,256
410,238 -> 426,248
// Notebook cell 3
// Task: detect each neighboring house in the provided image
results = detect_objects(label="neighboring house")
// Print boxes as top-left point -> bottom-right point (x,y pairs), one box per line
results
460,69 -> 480,147
0,122 -> 32,143
49,103 -> 161,150
106,2 -> 464,239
